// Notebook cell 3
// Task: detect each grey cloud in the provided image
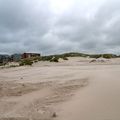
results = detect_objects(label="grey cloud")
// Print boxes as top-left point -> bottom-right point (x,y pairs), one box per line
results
52,0 -> 120,54
0,0 -> 120,55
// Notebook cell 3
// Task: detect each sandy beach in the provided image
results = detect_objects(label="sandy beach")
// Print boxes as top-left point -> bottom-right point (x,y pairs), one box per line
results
0,57 -> 120,120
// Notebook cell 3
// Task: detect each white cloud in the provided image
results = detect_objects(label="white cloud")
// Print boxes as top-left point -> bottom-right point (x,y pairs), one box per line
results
50,0 -> 74,14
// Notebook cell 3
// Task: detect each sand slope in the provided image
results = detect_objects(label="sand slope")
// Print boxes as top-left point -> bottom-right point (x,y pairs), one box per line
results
57,65 -> 120,120
0,57 -> 120,120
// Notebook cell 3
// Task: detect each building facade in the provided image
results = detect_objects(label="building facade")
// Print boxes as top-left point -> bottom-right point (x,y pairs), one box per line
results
22,53 -> 41,59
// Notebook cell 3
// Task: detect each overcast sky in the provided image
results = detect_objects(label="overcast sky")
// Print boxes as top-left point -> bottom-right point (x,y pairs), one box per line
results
0,0 -> 120,55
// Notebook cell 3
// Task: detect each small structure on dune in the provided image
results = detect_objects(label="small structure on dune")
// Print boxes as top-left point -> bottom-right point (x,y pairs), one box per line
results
22,53 -> 41,59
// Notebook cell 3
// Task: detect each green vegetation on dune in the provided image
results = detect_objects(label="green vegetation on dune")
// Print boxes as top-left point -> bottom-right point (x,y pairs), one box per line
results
38,54 -> 69,62
19,52 -> 119,66
89,54 -> 117,59
61,52 -> 89,57
61,52 -> 118,59
0,52 -> 119,67
19,59 -> 33,66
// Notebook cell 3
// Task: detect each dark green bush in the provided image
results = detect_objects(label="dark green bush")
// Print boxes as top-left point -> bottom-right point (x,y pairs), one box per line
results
0,63 -> 3,66
19,59 -> 33,66
89,54 -> 117,59
9,65 -> 18,67
34,60 -> 38,63
89,54 -> 102,59
40,56 -> 53,61
103,54 -> 113,59
50,57 -> 59,62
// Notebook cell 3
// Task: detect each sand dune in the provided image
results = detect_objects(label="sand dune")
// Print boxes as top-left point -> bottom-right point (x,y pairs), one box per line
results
0,57 -> 120,120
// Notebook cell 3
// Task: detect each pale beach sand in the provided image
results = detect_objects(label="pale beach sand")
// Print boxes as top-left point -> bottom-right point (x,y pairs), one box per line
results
0,57 -> 120,120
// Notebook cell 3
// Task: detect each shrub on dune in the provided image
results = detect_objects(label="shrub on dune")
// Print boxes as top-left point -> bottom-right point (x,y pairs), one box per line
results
19,59 -> 33,66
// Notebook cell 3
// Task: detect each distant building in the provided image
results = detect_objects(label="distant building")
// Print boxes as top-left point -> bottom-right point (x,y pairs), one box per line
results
22,53 -> 41,59
0,55 -> 10,64
11,54 -> 22,62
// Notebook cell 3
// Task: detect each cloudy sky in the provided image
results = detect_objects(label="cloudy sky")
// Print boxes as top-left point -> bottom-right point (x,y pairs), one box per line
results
0,0 -> 120,55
